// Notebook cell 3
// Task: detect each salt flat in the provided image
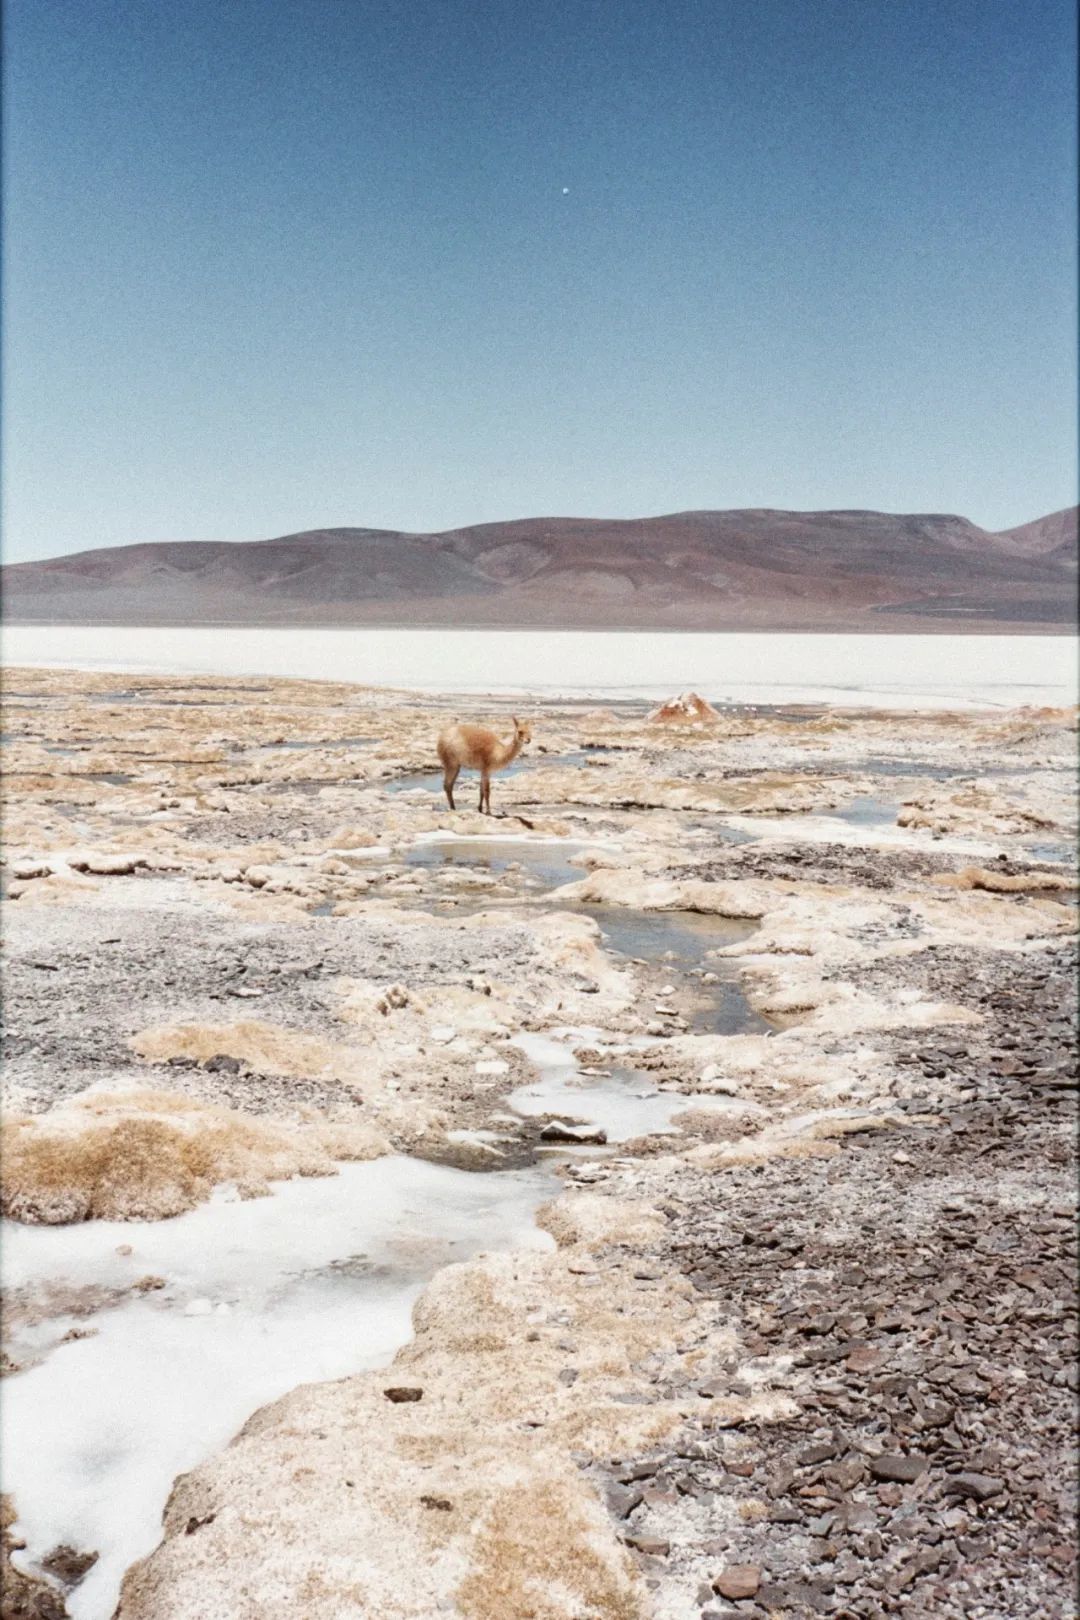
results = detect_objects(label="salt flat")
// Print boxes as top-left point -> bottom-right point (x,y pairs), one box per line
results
3,624 -> 1077,708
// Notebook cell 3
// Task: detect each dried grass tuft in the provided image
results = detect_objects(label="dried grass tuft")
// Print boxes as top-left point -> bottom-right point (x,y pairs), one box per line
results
130,1020 -> 367,1084
934,864 -> 1076,894
457,1473 -> 644,1620
1,1090 -> 387,1224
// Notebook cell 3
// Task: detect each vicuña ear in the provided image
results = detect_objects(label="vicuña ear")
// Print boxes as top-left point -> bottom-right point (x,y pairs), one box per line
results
512,715 -> 520,728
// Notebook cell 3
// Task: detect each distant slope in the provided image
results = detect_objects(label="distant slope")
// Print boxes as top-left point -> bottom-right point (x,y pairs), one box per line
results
3,507 -> 1076,632
994,506 -> 1079,566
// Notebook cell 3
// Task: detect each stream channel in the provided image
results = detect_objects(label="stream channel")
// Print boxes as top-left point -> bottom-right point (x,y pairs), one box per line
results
1,831 -> 765,1620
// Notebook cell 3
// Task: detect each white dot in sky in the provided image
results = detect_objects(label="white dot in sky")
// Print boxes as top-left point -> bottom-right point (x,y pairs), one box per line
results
562,187 -> 569,195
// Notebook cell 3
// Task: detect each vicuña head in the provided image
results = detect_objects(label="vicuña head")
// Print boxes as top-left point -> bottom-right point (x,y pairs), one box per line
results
436,714 -> 532,814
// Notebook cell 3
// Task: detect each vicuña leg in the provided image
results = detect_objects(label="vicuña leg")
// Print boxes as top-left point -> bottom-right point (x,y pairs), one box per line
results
443,764 -> 459,810
479,769 -> 490,814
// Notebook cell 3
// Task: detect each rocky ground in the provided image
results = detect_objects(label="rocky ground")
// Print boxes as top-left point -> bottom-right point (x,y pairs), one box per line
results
0,669 -> 1076,1620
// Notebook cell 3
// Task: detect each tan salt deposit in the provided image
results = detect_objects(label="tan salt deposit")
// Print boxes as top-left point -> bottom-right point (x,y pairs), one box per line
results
1,1092 -> 388,1224
113,1189 -> 740,1620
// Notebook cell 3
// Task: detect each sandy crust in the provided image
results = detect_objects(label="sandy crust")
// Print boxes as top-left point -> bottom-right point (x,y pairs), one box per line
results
1,669 -> 1076,1619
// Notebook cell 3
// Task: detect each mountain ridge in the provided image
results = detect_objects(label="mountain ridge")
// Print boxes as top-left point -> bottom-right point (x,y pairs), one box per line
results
3,505 -> 1075,633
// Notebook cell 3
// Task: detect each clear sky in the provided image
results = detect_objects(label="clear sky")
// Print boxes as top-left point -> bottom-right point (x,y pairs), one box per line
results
3,0 -> 1076,562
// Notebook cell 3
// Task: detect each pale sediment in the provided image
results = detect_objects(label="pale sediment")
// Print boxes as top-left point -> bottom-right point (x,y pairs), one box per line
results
1,670 -> 1076,1619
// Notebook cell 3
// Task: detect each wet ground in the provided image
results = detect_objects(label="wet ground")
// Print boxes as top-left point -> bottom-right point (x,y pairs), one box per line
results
0,669 -> 1076,1620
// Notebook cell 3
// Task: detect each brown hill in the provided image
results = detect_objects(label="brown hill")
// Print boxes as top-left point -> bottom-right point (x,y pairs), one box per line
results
2,507 -> 1076,632
993,506 -> 1078,565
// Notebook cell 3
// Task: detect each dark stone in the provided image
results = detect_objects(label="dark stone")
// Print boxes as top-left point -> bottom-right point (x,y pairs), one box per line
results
538,1120 -> 608,1144
769,1504 -> 802,1523
944,1471 -> 1006,1501
41,1545 -> 99,1587
797,1440 -> 839,1466
604,1483 -> 644,1519
383,1386 -> 423,1403
870,1453 -> 928,1483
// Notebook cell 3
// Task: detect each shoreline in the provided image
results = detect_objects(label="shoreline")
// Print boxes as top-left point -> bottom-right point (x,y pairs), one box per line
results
4,617 -> 1077,637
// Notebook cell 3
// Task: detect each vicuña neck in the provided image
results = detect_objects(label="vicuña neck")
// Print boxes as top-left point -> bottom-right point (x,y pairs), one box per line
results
495,732 -> 522,769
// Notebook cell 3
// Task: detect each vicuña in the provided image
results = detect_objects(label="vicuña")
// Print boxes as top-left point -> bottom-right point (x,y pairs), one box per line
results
436,717 -> 532,814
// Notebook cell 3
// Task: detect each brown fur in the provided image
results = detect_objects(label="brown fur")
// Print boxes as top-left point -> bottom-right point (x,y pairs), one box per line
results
436,717 -> 532,813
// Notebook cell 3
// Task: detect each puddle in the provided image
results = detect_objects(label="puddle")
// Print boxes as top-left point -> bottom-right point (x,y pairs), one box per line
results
90,693 -> 268,707
251,736 -> 378,751
262,777 -> 364,792
850,759 -> 1042,781
1,1155 -> 554,1620
583,908 -> 766,1033
508,1030 -> 753,1144
829,794 -> 901,829
845,759 -> 959,779
405,837 -> 589,892
1024,840 -> 1078,865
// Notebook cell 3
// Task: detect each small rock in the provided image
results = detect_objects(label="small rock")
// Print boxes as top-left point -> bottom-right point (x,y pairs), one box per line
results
383,1386 -> 423,1403
604,1484 -> 644,1519
204,1054 -> 242,1074
796,1440 -> 838,1466
825,1456 -> 867,1490
623,1532 -> 670,1556
41,1545 -> 99,1588
616,1459 -> 661,1482
870,1453 -> 928,1483
838,1501 -> 877,1531
769,1504 -> 802,1524
539,1120 -> 608,1144
944,1471 -> 1006,1501
71,852 -> 140,876
12,859 -> 52,880
713,1565 -> 761,1600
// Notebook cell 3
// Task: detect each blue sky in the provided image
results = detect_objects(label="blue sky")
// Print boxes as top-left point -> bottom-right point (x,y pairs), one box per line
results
3,0 -> 1076,561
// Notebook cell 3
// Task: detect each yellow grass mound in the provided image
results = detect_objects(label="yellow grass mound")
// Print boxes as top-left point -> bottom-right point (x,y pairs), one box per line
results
1,1091 -> 387,1225
130,1018 -> 367,1083
933,864 -> 1077,894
